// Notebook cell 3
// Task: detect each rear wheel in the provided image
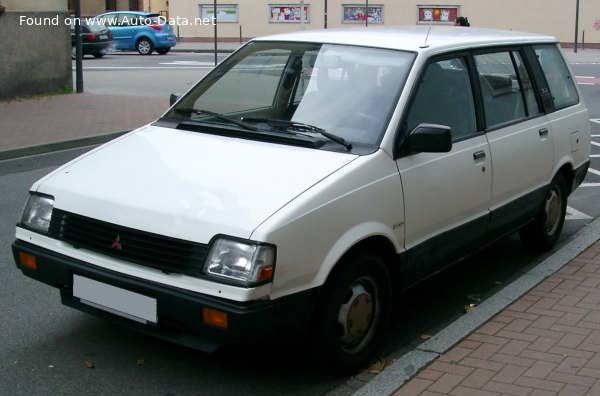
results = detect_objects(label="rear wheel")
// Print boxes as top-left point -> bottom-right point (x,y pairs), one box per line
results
520,173 -> 568,251
137,38 -> 154,55
312,251 -> 391,373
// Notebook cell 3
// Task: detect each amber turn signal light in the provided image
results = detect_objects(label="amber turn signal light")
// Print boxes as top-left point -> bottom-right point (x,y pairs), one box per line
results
18,252 -> 37,270
202,307 -> 228,329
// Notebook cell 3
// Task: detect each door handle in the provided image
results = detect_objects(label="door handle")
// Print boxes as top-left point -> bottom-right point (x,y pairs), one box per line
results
473,150 -> 486,161
539,128 -> 549,137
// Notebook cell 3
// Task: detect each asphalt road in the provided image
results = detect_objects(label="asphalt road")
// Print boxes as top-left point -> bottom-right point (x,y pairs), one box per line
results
0,56 -> 597,395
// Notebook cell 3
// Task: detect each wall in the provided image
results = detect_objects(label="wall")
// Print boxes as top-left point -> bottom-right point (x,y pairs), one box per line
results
0,1 -> 71,100
167,0 -> 600,46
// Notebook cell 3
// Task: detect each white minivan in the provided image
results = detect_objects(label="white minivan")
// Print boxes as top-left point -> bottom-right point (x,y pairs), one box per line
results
14,26 -> 590,372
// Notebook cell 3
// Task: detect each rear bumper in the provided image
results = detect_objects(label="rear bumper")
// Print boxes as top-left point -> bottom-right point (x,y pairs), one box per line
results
81,41 -> 113,55
13,240 -> 319,352
154,32 -> 176,48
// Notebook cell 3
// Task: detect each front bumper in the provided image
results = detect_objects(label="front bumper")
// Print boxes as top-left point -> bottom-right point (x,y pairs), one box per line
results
13,240 -> 318,352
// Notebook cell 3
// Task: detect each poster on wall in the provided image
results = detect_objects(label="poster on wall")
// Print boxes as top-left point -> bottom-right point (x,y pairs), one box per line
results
269,5 -> 310,23
342,6 -> 383,23
417,6 -> 458,24
199,5 -> 239,23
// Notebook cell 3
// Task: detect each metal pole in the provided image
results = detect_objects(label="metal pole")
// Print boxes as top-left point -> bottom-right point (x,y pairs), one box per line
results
213,0 -> 218,66
300,0 -> 305,30
574,0 -> 580,53
75,0 -> 83,93
324,0 -> 327,28
365,0 -> 369,27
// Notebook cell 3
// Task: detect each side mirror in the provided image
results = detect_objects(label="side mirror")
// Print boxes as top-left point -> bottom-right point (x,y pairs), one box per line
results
169,92 -> 182,106
408,123 -> 452,153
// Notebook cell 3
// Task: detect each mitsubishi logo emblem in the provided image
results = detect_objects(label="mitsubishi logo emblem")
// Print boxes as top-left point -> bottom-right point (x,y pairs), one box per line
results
111,235 -> 122,250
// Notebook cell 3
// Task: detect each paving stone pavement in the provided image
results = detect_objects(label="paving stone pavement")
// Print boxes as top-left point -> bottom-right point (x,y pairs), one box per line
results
393,240 -> 600,396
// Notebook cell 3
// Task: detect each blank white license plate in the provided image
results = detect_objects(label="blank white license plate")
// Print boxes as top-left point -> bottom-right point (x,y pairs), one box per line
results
99,34 -> 108,40
73,275 -> 157,324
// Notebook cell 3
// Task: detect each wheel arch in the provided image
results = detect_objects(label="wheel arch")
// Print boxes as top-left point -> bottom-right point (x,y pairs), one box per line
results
553,160 -> 575,195
321,234 -> 400,295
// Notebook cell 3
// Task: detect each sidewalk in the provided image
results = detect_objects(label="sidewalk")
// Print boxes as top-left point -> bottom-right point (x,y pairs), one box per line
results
1,41 -> 600,396
395,235 -> 600,395
357,217 -> 600,395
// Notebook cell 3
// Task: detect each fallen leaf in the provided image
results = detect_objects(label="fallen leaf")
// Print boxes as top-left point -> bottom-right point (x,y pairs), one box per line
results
367,358 -> 389,374
83,360 -> 95,369
464,304 -> 477,313
420,334 -> 432,340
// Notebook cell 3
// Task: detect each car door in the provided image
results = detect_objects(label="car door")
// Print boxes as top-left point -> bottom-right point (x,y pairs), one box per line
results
110,13 -> 137,50
395,56 -> 492,280
473,49 -> 553,235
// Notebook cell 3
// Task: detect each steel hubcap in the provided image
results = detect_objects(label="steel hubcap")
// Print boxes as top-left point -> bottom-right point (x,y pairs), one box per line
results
544,187 -> 561,235
337,278 -> 377,352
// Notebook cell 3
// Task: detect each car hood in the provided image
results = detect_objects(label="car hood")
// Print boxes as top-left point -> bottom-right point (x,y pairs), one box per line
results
34,125 -> 357,243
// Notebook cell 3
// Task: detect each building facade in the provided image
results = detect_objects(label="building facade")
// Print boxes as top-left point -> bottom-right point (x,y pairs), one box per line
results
0,0 -> 71,99
167,0 -> 600,46
71,0 -> 168,17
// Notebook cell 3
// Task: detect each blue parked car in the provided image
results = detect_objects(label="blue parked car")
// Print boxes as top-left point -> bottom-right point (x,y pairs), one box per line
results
94,11 -> 176,55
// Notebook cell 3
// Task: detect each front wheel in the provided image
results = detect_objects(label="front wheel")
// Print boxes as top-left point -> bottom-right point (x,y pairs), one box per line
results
137,38 -> 154,55
519,173 -> 568,251
312,251 -> 391,373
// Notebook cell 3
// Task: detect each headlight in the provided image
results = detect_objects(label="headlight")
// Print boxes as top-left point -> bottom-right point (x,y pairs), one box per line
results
21,193 -> 54,232
204,237 -> 276,286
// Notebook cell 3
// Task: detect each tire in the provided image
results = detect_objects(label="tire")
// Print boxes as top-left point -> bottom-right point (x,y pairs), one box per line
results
136,38 -> 154,55
156,47 -> 170,55
93,52 -> 105,58
519,173 -> 568,251
311,251 -> 392,373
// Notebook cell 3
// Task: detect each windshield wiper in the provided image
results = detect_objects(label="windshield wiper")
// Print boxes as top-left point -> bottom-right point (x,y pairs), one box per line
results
174,108 -> 258,131
242,117 -> 353,151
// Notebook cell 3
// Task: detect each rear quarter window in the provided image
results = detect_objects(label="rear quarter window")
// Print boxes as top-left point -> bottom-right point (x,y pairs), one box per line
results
534,44 -> 579,110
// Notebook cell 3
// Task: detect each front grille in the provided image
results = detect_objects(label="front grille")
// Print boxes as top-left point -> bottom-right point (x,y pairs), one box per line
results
49,209 -> 208,276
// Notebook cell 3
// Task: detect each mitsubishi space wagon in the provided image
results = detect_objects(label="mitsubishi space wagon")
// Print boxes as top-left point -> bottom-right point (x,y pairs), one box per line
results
14,26 -> 590,372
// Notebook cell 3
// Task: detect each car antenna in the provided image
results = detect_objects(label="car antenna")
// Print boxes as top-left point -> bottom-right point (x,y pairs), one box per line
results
420,19 -> 433,48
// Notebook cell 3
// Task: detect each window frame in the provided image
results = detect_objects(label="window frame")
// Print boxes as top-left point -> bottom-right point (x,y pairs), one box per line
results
532,44 -> 580,112
395,51 -> 481,158
470,46 -> 546,132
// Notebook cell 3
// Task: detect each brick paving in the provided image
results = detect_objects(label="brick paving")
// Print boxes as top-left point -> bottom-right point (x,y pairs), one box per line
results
394,240 -> 600,396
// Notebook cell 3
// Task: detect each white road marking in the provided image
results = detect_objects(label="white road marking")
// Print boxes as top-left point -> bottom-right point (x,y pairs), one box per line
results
566,206 -> 593,221
588,168 -> 600,176
592,141 -> 600,147
581,182 -> 600,187
159,61 -> 216,66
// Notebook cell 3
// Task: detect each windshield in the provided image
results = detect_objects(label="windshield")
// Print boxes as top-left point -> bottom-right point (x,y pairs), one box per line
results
163,41 -> 414,150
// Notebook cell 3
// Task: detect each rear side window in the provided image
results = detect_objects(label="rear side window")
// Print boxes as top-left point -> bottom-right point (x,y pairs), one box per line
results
534,45 -> 579,110
474,50 -> 540,128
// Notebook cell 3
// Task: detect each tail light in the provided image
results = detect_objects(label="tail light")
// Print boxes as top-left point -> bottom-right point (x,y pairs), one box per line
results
84,33 -> 96,41
148,23 -> 163,31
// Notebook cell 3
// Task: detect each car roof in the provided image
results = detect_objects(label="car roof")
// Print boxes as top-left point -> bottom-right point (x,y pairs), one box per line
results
253,26 -> 557,54
98,11 -> 158,17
